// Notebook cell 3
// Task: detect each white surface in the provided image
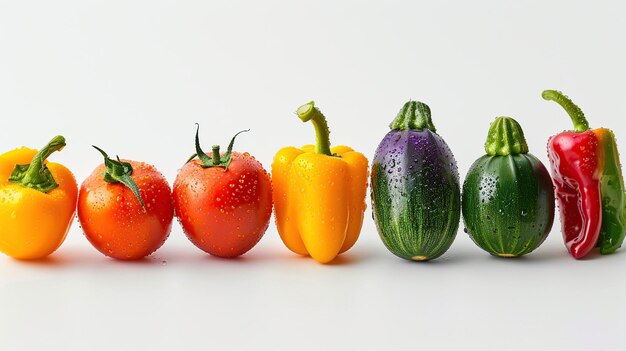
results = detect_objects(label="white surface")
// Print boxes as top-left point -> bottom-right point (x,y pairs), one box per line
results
1,1 -> 625,350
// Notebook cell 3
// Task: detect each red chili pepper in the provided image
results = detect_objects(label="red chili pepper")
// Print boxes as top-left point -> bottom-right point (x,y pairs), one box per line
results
548,130 -> 602,258
544,89 -> 626,259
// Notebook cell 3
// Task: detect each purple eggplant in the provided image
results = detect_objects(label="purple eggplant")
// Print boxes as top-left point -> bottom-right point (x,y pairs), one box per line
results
371,100 -> 461,261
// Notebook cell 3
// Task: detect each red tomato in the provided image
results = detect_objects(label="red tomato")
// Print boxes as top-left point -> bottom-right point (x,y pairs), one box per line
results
173,152 -> 272,257
78,160 -> 174,260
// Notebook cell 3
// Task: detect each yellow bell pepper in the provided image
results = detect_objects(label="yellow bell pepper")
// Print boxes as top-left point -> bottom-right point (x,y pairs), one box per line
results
0,136 -> 78,259
272,102 -> 368,263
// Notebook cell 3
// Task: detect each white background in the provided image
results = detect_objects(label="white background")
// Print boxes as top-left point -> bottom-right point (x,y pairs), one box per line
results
1,1 -> 625,350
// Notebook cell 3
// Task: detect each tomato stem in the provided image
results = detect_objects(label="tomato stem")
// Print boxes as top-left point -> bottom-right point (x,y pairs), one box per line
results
212,145 -> 221,164
8,135 -> 66,193
188,124 -> 249,170
92,146 -> 145,210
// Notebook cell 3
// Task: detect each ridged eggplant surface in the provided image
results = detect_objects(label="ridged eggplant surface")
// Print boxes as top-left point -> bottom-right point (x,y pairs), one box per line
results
371,127 -> 461,261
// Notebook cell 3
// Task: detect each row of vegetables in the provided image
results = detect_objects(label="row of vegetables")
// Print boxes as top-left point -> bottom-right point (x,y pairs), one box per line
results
0,90 -> 624,263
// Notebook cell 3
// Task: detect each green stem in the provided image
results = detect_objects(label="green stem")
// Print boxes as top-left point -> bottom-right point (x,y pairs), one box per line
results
484,116 -> 529,156
542,90 -> 590,132
389,100 -> 436,132
187,124 -> 249,170
8,135 -> 66,193
92,146 -> 145,210
212,145 -> 221,164
296,101 -> 332,156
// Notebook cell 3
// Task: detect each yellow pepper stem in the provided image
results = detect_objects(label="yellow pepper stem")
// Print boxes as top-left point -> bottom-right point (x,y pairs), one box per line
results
296,101 -> 333,156
8,135 -> 66,193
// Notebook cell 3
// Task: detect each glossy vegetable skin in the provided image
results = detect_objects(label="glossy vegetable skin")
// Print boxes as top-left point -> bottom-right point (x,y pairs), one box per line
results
78,148 -> 174,260
462,117 -> 555,257
543,90 -> 626,258
273,102 -> 368,263
371,101 -> 460,261
0,136 -> 78,259
174,127 -> 272,258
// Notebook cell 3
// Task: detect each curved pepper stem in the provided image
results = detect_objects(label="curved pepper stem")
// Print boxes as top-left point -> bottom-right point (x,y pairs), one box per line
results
297,101 -> 333,156
389,100 -> 436,132
92,146 -> 145,210
542,90 -> 590,132
484,116 -> 529,156
8,135 -> 66,193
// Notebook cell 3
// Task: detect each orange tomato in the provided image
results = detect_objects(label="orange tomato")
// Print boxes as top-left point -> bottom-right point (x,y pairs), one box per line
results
78,160 -> 174,260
